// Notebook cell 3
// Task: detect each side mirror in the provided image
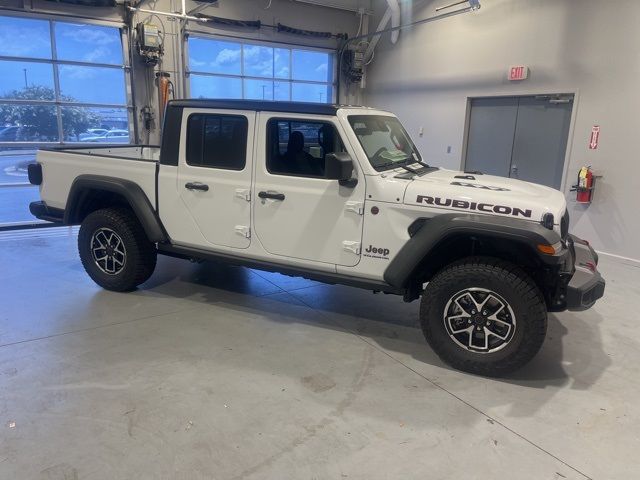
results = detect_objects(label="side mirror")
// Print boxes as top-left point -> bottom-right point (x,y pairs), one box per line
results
325,152 -> 354,184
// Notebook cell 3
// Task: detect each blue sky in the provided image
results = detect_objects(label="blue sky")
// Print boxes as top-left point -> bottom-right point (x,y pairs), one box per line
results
0,16 -> 125,105
188,37 -> 333,103
0,15 -> 334,107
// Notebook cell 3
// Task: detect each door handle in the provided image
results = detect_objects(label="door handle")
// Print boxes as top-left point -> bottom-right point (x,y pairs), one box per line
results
185,182 -> 209,192
511,165 -> 518,177
258,191 -> 285,201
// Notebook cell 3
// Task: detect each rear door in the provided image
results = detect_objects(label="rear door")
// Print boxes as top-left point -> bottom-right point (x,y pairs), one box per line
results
252,113 -> 365,267
175,109 -> 255,249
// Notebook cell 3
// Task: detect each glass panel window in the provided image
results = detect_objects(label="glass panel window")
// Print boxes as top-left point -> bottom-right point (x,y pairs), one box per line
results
292,50 -> 331,82
58,65 -> 126,105
190,74 -> 242,99
188,38 -> 241,75
244,79 -> 274,101
0,185 -> 41,223
274,48 -> 290,79
0,61 -> 55,99
188,37 -> 334,104
273,81 -> 290,101
267,119 -> 345,178
61,107 -> 129,143
348,115 -> 423,172
243,45 -> 273,78
292,83 -> 331,103
0,16 -> 51,59
0,16 -> 129,226
0,104 -> 59,142
186,114 -> 248,170
54,22 -> 123,65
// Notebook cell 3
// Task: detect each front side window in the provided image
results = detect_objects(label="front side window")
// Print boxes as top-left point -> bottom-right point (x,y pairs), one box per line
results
186,114 -> 248,170
267,119 -> 345,178
348,115 -> 423,172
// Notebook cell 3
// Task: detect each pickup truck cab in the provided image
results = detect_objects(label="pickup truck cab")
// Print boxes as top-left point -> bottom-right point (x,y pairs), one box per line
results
28,99 -> 605,376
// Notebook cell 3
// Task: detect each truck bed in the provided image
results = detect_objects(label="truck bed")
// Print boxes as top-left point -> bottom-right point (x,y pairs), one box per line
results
36,145 -> 160,211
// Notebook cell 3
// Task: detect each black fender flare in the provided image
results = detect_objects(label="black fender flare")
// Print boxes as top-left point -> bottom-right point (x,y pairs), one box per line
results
383,213 -> 564,289
64,175 -> 167,243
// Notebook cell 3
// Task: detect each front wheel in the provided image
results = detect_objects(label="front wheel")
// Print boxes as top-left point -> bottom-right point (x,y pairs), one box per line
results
78,207 -> 157,292
420,257 -> 547,377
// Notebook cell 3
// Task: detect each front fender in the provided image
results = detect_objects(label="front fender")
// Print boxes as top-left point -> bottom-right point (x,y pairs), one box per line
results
383,213 -> 564,289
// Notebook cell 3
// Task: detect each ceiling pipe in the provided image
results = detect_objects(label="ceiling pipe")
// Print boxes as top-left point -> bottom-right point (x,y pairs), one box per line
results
364,7 -> 392,62
385,0 -> 400,44
343,0 -> 481,48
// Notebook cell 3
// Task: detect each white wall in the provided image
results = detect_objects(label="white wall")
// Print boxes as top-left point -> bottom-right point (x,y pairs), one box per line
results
364,0 -> 640,262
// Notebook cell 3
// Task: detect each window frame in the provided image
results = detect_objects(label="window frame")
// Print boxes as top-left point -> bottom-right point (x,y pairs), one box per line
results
185,112 -> 249,171
184,33 -> 336,104
265,116 -> 345,179
0,11 -> 134,149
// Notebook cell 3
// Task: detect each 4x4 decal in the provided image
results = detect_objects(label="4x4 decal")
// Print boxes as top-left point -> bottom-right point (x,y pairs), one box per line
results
450,181 -> 510,192
416,195 -> 532,218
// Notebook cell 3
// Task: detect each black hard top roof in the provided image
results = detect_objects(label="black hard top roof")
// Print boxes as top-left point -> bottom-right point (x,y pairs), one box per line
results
167,99 -> 368,115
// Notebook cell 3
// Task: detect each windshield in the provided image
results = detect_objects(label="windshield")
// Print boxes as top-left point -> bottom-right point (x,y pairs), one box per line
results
348,115 -> 423,172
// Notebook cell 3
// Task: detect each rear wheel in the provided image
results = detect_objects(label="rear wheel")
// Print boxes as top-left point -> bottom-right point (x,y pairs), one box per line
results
420,257 -> 547,377
78,207 -> 157,291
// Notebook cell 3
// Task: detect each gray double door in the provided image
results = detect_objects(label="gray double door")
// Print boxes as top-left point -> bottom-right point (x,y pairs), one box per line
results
464,95 -> 573,189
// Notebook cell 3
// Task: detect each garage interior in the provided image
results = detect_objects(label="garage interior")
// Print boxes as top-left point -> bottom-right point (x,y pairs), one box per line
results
0,0 -> 638,479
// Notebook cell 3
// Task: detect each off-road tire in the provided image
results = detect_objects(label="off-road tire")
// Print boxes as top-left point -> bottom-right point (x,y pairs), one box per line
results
78,207 -> 157,292
420,256 -> 547,377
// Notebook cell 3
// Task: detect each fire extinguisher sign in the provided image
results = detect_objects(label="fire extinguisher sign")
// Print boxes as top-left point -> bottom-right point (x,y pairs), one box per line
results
589,125 -> 600,150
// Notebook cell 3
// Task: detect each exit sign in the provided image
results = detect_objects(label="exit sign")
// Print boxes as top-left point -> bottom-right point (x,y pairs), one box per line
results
508,65 -> 529,81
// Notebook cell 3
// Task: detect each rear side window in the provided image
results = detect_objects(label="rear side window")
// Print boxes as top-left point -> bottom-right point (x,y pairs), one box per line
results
186,114 -> 248,170
266,119 -> 345,178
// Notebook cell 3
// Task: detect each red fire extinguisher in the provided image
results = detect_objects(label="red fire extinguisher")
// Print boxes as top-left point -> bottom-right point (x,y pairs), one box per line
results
574,166 -> 594,203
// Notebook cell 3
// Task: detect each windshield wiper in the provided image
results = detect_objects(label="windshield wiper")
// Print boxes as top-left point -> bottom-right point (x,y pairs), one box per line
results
400,164 -> 420,175
410,153 -> 430,169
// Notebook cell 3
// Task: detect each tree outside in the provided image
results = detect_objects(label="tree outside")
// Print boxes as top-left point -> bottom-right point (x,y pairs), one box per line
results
0,85 -> 100,141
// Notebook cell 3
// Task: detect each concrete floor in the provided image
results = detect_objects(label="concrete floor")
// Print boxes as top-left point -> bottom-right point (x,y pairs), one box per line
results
0,227 -> 638,480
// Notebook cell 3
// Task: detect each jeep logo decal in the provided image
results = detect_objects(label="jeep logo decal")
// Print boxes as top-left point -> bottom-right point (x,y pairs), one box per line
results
364,244 -> 390,259
416,195 -> 532,218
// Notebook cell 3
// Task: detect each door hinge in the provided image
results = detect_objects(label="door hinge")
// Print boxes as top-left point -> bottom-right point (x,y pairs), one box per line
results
342,241 -> 361,255
235,188 -> 251,202
345,201 -> 364,215
235,225 -> 251,238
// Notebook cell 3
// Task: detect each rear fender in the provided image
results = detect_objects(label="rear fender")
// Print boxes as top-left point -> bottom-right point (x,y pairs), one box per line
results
65,175 -> 167,243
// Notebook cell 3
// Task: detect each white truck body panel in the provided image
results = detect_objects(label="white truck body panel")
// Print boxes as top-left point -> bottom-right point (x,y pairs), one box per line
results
252,111 -> 367,268
37,147 -> 158,211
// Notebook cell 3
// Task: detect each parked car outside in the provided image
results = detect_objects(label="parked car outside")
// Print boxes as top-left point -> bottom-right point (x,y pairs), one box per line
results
78,129 -> 109,141
83,130 -> 130,143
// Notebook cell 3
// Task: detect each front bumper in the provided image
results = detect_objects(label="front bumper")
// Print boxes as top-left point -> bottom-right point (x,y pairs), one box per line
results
566,235 -> 605,311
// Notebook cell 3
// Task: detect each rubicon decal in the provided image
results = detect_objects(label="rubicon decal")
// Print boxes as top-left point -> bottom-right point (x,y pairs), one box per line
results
416,195 -> 532,218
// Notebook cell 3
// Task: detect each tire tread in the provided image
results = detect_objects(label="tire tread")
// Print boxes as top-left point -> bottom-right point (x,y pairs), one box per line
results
420,256 -> 547,377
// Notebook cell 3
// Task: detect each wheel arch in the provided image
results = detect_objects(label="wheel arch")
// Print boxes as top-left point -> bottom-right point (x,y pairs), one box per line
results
384,213 -> 564,297
65,175 -> 167,243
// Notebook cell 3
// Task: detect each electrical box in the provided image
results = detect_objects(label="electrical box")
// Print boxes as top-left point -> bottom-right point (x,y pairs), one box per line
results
343,47 -> 365,83
136,23 -> 163,66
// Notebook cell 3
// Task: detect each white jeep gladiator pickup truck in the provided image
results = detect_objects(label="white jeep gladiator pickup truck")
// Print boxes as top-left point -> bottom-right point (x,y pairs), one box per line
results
28,99 -> 605,376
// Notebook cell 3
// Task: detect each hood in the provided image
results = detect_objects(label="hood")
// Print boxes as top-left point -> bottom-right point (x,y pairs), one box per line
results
403,168 -> 567,224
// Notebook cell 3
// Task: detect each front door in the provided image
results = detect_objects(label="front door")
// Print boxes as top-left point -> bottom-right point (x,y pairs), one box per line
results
253,113 -> 365,267
176,109 -> 254,249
